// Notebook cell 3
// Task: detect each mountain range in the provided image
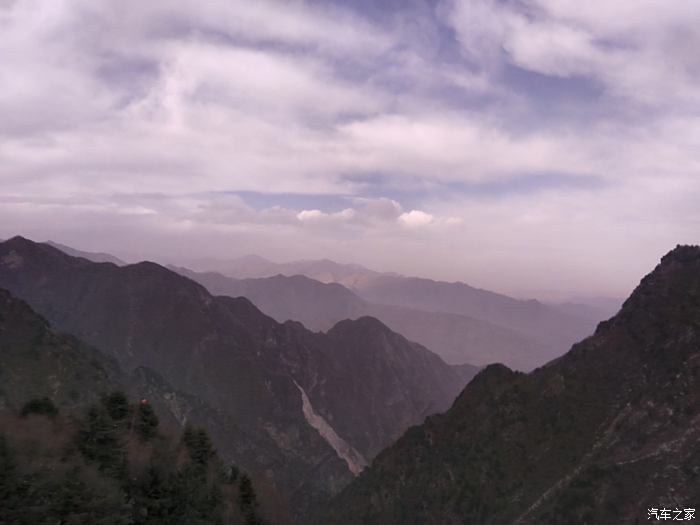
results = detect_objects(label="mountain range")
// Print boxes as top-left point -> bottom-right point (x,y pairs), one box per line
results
42,242 -> 613,371
185,253 -> 619,321
1,235 -> 697,524
0,236 -> 468,520
170,266 -> 598,371
184,254 -> 390,290
317,245 -> 700,524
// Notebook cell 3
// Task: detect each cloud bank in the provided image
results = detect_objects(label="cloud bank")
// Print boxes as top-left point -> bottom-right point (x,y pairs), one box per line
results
1,0 -> 699,296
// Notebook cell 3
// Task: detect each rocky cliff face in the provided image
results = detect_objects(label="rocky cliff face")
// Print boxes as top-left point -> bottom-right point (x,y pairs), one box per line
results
319,245 -> 700,524
0,236 -> 466,520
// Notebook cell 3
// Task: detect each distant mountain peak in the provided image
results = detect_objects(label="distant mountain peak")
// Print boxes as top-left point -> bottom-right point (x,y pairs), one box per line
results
329,315 -> 391,334
662,243 -> 700,263
45,240 -> 126,266
471,362 -> 516,382
320,245 -> 700,524
5,234 -> 31,244
609,243 -> 700,323
1,237 -> 74,268
4,235 -> 46,251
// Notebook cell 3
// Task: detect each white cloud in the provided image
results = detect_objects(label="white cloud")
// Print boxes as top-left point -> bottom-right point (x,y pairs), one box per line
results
0,0 -> 699,296
445,0 -> 700,110
399,210 -> 434,227
297,209 -> 326,222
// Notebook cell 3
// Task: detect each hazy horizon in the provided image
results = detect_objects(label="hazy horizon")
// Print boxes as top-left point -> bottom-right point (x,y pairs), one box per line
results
2,0 -> 699,299
0,233 -> 628,304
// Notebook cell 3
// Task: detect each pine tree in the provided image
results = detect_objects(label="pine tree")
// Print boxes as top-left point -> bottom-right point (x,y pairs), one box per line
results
131,463 -> 178,525
75,404 -> 126,478
0,435 -> 21,524
239,473 -> 264,525
227,464 -> 240,484
176,425 -> 223,524
135,400 -> 159,441
20,396 -> 58,417
2,394 -> 262,524
102,391 -> 130,421
183,425 -> 214,465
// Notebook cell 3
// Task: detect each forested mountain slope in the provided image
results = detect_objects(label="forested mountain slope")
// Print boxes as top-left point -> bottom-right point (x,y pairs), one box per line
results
0,236 -> 465,520
319,245 -> 700,524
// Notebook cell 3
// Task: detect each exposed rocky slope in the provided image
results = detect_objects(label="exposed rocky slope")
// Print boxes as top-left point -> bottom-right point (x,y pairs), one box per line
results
0,236 -> 465,520
318,245 -> 700,524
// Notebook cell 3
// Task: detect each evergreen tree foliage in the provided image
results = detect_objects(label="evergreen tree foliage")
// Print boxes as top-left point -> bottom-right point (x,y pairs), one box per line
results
130,463 -> 179,525
135,400 -> 159,441
75,403 -> 126,477
0,394 -> 267,524
227,464 -> 240,484
102,391 -> 130,421
239,473 -> 264,525
0,435 -> 21,524
20,396 -> 58,417
183,424 -> 215,465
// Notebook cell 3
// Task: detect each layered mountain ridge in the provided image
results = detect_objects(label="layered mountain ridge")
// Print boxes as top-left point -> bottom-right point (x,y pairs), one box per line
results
317,245 -> 700,524
171,266 -> 578,371
0,236 -> 466,520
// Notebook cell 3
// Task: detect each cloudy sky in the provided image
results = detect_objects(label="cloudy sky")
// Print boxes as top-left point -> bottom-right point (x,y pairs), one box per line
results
1,0 -> 699,298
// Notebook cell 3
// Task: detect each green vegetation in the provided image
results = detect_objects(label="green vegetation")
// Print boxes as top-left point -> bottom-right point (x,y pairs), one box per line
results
0,392 -> 265,525
239,473 -> 263,525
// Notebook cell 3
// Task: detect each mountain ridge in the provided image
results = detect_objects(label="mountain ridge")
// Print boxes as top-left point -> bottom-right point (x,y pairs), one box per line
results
172,265 -> 579,370
45,240 -> 127,265
0,235 -> 467,520
317,244 -> 700,524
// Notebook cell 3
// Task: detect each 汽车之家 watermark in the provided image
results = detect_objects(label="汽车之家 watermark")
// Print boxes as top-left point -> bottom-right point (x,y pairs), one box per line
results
648,508 -> 695,521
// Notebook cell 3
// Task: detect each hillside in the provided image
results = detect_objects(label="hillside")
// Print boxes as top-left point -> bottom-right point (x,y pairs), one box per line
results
318,245 -> 700,524
0,287 -> 121,411
0,236 -> 466,520
0,286 -> 280,524
1,397 -> 270,525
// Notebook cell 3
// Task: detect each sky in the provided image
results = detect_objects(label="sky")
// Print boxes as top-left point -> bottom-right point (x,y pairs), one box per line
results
1,0 -> 699,299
